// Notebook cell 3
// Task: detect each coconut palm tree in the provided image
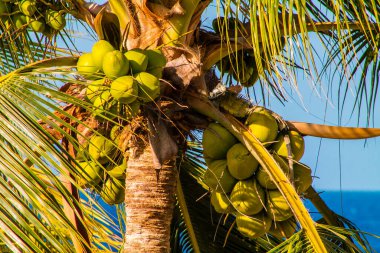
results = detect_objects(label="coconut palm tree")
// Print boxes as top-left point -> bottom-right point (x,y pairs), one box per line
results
0,0 -> 379,252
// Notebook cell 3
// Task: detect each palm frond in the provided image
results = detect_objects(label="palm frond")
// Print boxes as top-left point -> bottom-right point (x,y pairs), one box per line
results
265,217 -> 376,253
0,0 -> 95,76
0,60 -> 125,252
317,221 -> 375,252
321,28 -> 380,124
204,0 -> 380,113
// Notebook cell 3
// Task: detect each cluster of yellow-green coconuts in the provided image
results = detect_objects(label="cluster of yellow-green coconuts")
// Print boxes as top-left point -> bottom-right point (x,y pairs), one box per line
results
75,129 -> 127,205
74,40 -> 166,205
76,40 -> 166,121
0,0 -> 66,35
202,107 -> 313,239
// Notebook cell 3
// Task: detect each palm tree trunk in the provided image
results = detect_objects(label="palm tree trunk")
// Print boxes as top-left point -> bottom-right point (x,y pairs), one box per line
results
124,139 -> 177,252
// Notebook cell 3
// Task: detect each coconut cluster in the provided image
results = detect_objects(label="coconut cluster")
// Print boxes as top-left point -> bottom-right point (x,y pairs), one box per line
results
73,40 -> 167,205
202,107 -> 312,239
211,17 -> 258,87
77,40 -> 166,119
215,51 -> 258,88
75,126 -> 128,205
0,0 -> 66,35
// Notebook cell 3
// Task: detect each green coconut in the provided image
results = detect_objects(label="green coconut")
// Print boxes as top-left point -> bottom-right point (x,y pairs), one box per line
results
135,72 -> 160,102
293,162 -> 312,193
124,49 -> 149,74
100,177 -> 125,205
146,49 -> 166,70
26,16 -> 45,33
256,154 -> 290,190
266,190 -> 293,221
212,17 -> 236,33
97,99 -> 121,121
241,55 -> 259,87
147,66 -> 163,79
108,160 -> 127,179
77,161 -> 103,187
88,135 -> 116,164
42,25 -> 56,37
0,2 -> 11,15
235,212 -> 272,239
216,57 -> 231,74
145,49 -> 166,78
227,143 -> 259,180
102,50 -> 129,79
75,140 -> 90,162
45,10 -> 66,30
230,179 -> 265,215
269,218 -> 297,239
12,13 -> 27,29
92,90 -> 121,120
75,147 -> 90,162
210,191 -> 231,213
232,60 -> 254,84
109,125 -> 122,146
211,18 -> 220,33
245,107 -> 278,145
19,0 -> 37,16
202,123 -> 238,160
272,130 -> 305,161
124,100 -> 140,119
77,53 -> 100,77
91,40 -> 115,69
92,89 -> 112,110
203,160 -> 237,193
110,125 -> 123,141
110,75 -> 138,104
86,78 -> 107,103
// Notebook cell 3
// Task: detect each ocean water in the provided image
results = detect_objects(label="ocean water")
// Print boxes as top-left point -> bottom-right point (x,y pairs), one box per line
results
305,191 -> 380,251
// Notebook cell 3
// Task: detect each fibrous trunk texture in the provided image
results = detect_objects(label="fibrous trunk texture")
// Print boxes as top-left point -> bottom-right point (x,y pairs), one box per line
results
124,140 -> 177,253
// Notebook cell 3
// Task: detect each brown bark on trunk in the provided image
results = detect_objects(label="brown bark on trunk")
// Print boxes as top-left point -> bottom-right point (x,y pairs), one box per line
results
124,139 -> 177,253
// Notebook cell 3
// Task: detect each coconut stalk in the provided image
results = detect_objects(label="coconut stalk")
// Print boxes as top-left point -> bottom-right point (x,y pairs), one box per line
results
187,93 -> 328,253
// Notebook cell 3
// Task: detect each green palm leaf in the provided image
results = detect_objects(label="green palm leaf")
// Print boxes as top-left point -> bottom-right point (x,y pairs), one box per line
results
0,60 -> 125,252
203,0 -> 379,106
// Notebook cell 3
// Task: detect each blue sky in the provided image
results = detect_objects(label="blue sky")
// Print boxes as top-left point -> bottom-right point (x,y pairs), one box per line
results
265,32 -> 380,191
271,80 -> 380,191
